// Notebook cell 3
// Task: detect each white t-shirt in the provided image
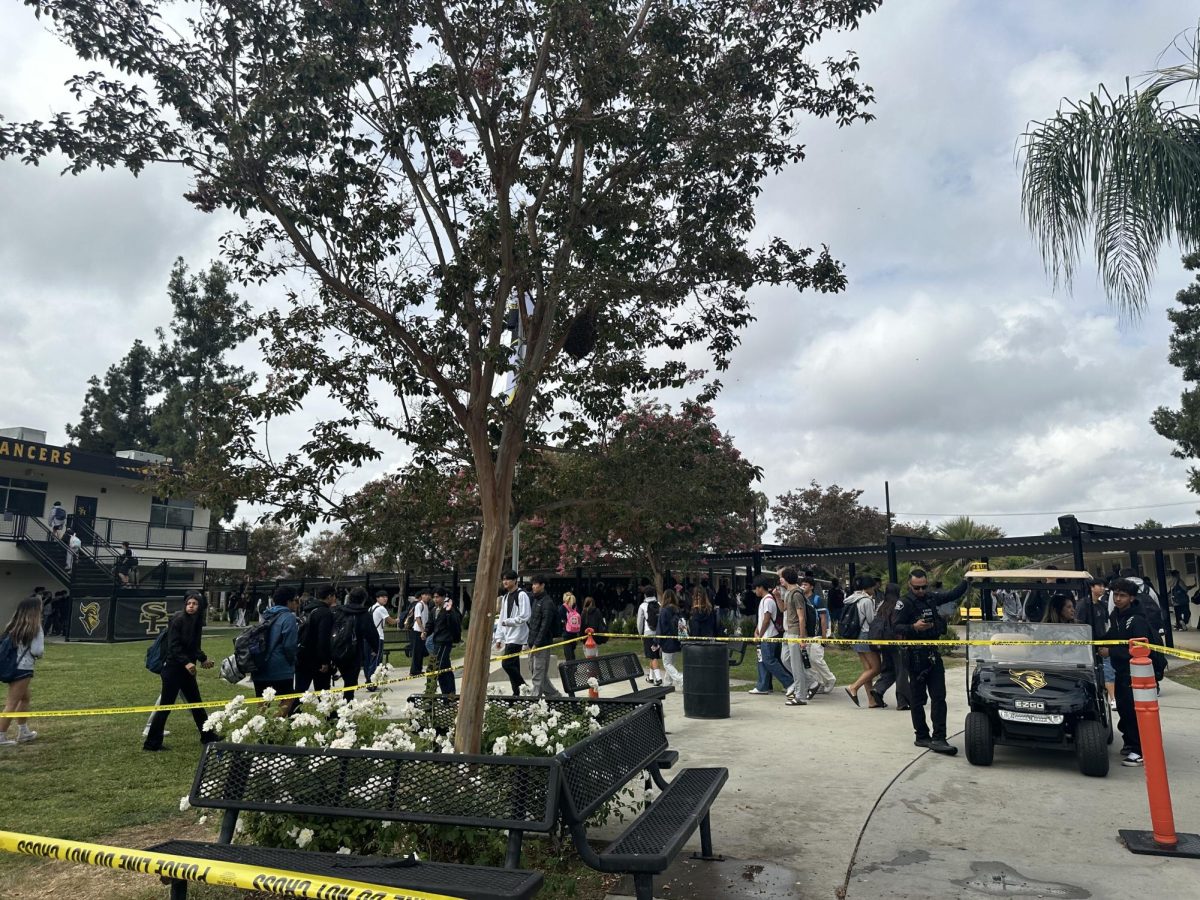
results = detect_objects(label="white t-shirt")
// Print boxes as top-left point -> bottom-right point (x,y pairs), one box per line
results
372,603 -> 390,641
758,595 -> 780,639
410,600 -> 427,633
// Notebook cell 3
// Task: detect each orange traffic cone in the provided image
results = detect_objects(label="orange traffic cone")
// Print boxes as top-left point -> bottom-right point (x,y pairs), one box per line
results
1120,639 -> 1200,857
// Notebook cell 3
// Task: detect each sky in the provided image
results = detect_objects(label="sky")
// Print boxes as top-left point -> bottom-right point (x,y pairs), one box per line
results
2,0 -> 1199,541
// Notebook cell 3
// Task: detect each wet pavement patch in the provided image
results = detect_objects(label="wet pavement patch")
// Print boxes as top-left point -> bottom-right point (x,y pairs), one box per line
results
855,848 -> 932,875
951,861 -> 1091,898
610,857 -> 802,898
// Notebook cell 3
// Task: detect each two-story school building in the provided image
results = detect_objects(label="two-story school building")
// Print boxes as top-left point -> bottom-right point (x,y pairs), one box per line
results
0,425 -> 248,640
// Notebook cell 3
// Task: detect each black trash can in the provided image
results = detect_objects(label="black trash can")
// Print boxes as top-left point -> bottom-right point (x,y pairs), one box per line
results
683,641 -> 730,719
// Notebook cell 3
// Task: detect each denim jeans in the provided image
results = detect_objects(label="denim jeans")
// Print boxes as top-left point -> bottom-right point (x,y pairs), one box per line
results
756,641 -> 793,692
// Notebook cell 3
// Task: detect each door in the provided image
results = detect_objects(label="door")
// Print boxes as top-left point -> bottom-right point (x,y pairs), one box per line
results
73,496 -> 98,545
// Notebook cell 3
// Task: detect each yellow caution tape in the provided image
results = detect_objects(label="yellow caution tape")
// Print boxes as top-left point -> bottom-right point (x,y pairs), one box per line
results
18,636 -> 581,720
0,830 -> 463,900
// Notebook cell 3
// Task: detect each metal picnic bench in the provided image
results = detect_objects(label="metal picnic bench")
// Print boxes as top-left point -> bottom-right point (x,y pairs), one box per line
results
558,652 -> 675,703
147,742 -> 554,900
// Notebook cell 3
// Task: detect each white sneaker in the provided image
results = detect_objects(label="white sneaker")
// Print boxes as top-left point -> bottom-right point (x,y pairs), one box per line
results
785,686 -> 795,698
747,688 -> 772,695
1109,699 -> 1117,711
16,729 -> 37,744
1122,751 -> 1144,767
142,728 -> 170,737
0,733 -> 15,746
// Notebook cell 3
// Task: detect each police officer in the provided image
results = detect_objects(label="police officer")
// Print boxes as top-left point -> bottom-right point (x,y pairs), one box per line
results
893,568 -> 969,755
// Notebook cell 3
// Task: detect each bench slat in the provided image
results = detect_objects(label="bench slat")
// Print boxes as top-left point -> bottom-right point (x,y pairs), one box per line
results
558,652 -> 644,695
599,768 -> 728,870
147,840 -> 543,900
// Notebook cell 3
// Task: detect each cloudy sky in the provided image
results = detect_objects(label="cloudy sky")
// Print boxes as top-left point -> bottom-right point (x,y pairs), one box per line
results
2,0 -> 1199,540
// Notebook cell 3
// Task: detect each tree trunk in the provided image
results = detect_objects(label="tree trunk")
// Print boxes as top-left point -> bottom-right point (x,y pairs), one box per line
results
454,510 -> 509,752
454,448 -> 516,753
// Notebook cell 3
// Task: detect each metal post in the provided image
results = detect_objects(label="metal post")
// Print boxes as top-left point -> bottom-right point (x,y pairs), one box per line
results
1130,551 -> 1141,575
887,535 -> 899,584
1154,549 -> 1175,648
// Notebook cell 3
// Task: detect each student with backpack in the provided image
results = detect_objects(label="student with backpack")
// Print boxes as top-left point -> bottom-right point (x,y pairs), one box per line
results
493,571 -> 531,696
0,595 -> 45,746
636,585 -> 665,686
143,594 -> 217,751
561,592 -> 582,661
330,588 -> 379,700
656,590 -> 684,687
843,575 -> 883,708
799,576 -> 836,699
1169,570 -> 1191,631
294,585 -> 337,697
779,568 -> 809,707
869,582 -> 910,710
748,575 -> 793,695
250,587 -> 299,700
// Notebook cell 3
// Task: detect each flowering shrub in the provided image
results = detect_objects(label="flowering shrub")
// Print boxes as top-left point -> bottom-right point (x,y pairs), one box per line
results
196,670 -> 643,863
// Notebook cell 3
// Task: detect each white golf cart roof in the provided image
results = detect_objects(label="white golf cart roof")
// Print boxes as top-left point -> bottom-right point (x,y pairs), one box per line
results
964,569 -> 1091,581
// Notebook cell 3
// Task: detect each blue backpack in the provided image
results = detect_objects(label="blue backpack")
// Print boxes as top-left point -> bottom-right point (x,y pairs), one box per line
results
0,634 -> 19,683
145,629 -> 168,674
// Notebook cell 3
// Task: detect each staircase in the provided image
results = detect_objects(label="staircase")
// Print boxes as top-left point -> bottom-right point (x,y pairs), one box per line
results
15,516 -> 116,598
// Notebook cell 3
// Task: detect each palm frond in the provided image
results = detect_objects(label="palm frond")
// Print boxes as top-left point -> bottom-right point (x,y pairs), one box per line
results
1020,47 -> 1200,316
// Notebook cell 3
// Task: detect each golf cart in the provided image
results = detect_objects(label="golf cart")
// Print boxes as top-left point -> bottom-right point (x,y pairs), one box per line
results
962,570 -> 1112,777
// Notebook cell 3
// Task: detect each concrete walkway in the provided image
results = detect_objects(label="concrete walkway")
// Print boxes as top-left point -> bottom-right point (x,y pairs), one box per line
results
592,658 -> 1200,899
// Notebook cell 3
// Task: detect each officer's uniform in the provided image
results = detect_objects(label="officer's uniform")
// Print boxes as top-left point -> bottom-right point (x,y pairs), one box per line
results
893,580 -> 968,743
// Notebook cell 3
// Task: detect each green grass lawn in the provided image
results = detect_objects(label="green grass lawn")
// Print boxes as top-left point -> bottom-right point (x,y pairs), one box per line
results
1168,662 -> 1200,691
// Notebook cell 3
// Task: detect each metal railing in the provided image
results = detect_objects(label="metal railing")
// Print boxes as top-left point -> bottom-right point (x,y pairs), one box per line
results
6,513 -> 250,554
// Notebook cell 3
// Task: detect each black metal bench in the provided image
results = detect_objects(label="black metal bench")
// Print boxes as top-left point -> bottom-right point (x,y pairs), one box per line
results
558,652 -> 674,702
726,640 -> 748,667
148,742 -> 554,900
556,703 -> 727,900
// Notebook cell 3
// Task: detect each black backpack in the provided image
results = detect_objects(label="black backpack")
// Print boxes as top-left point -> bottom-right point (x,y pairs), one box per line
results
233,616 -> 276,675
329,606 -> 358,661
804,602 -> 819,639
145,629 -> 168,674
1170,583 -> 1189,609
838,599 -> 862,639
645,600 -> 660,630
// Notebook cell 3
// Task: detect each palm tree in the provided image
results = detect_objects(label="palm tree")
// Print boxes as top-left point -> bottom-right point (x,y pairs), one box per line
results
930,516 -> 1005,581
1021,29 -> 1200,316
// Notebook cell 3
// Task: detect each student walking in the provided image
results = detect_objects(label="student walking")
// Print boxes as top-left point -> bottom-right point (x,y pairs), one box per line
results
251,587 -> 299,699
430,593 -> 462,694
844,575 -> 883,708
65,530 -> 82,573
294,585 -> 337,696
581,596 -> 606,644
405,590 -> 430,677
656,590 -> 684,687
1103,578 -> 1152,767
561,592 -> 582,661
331,588 -> 379,700
143,595 -> 217,751
527,576 -> 562,697
493,571 -> 530,695
636,586 -> 664,686
0,595 -> 46,746
48,501 -> 67,539
870,582 -> 910,709
799,576 -> 836,699
749,575 -> 792,695
779,568 -> 809,706
365,590 -> 396,686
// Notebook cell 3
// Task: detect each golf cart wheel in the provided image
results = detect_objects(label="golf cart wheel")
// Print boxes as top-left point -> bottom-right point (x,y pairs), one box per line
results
965,711 -> 994,766
1076,720 -> 1110,777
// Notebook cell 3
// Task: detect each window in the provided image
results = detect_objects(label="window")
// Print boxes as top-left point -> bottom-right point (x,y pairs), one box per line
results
0,477 -> 47,517
150,496 -> 195,529
1187,554 -> 1198,577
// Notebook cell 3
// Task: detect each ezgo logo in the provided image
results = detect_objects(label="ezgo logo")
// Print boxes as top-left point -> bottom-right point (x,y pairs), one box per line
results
140,601 -> 170,636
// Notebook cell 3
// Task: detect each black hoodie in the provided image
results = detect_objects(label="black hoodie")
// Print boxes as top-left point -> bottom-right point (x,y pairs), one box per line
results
164,609 -> 206,668
297,598 -> 334,669
331,602 -> 379,665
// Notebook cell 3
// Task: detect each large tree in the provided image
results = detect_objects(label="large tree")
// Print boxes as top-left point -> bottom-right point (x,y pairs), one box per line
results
771,480 -> 890,547
522,400 -> 762,592
66,339 -> 157,455
2,0 -> 880,751
1020,31 -> 1200,316
1152,251 -> 1200,494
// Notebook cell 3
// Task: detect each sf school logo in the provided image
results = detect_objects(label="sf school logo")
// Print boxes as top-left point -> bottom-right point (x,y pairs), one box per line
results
1009,669 -> 1047,694
78,602 -> 101,636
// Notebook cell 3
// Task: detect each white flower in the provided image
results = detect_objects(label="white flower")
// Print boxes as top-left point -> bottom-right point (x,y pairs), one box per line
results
292,713 -> 323,730
179,796 -> 191,812
329,731 -> 357,750
336,847 -> 351,855
295,736 -> 308,748
197,816 -> 207,825
296,829 -> 314,849
287,827 -> 299,839
492,736 -> 509,756
587,704 -> 600,717
261,687 -> 277,702
587,677 -> 599,689
246,715 -> 268,734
